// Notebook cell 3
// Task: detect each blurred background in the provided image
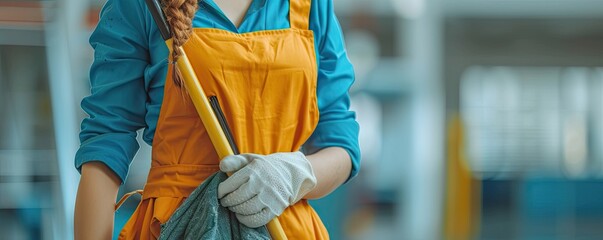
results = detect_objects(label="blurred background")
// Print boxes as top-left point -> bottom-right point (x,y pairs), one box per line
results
2,0 -> 603,239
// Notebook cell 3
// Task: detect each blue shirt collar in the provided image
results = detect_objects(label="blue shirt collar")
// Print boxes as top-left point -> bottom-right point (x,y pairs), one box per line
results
200,0 -> 267,15
199,0 -> 266,32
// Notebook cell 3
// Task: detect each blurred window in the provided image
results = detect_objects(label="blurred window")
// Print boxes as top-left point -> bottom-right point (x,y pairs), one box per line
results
461,66 -> 603,179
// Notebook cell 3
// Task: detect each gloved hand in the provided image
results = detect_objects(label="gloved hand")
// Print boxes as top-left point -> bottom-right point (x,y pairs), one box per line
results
217,151 -> 317,228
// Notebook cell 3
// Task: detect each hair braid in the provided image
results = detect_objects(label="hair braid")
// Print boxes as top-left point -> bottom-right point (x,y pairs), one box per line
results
162,0 -> 198,88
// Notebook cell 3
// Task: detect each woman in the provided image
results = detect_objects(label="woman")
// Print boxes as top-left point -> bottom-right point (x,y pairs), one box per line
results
73,0 -> 360,239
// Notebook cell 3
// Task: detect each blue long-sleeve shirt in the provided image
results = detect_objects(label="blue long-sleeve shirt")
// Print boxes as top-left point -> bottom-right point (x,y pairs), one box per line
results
75,0 -> 360,183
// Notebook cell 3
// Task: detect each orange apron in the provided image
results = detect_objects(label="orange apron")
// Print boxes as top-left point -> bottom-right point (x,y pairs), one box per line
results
117,0 -> 328,239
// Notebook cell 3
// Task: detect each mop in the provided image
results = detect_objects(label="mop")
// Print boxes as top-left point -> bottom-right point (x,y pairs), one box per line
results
143,0 -> 288,239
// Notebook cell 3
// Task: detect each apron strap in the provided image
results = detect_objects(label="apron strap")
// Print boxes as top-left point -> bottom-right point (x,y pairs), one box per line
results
115,190 -> 144,211
289,0 -> 311,30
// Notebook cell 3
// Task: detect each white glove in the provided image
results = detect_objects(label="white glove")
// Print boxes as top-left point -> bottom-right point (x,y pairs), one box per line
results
217,151 -> 317,228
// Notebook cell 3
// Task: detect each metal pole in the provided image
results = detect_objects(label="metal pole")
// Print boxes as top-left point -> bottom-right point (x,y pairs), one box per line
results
44,0 -> 88,238
397,0 -> 445,238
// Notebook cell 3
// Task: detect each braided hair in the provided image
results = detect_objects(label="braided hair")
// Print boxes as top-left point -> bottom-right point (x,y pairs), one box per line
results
161,0 -> 198,87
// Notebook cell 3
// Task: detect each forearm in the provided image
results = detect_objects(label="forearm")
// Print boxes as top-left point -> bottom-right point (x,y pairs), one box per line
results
304,147 -> 352,199
74,162 -> 121,240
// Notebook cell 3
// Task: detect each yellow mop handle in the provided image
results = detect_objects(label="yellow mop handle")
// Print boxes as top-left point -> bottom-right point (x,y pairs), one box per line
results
168,39 -> 288,240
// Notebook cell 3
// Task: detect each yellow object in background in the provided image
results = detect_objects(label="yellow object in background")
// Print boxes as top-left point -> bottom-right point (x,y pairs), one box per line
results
444,114 -> 481,240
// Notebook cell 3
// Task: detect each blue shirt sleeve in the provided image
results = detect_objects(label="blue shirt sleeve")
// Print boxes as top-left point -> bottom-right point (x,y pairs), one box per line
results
304,0 -> 361,182
75,0 -> 149,183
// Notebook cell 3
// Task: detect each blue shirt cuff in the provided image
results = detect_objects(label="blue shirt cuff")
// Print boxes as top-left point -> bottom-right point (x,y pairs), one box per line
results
74,133 -> 140,184
303,119 -> 360,183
